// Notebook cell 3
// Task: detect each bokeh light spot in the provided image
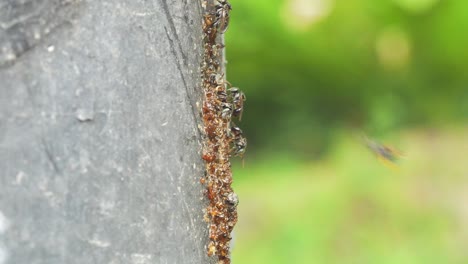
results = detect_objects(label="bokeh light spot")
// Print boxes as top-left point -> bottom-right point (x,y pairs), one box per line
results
281,0 -> 334,31
392,0 -> 440,14
375,26 -> 412,71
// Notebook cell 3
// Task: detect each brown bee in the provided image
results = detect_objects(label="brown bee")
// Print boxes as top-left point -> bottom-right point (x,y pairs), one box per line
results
205,123 -> 217,139
207,183 -> 216,200
207,241 -> 217,256
203,14 -> 216,30
208,206 -> 221,218
203,14 -> 218,43
208,164 -> 216,175
202,152 -> 216,162
211,43 -> 225,58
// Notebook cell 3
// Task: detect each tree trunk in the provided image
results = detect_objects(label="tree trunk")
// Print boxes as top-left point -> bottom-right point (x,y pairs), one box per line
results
0,0 -> 215,263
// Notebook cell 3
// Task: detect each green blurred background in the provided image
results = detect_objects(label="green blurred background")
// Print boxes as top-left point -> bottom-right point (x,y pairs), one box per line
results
224,0 -> 468,263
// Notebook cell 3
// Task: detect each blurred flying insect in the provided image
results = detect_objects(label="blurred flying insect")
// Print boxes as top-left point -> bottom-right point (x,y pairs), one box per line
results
362,135 -> 403,169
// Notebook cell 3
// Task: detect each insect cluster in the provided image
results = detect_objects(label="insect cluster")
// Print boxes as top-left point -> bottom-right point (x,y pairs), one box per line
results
200,0 -> 246,263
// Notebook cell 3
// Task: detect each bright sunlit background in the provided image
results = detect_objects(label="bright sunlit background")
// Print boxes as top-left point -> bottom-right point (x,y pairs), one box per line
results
225,0 -> 468,263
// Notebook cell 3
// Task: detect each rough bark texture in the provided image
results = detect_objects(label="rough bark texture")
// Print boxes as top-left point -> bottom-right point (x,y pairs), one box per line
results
0,1 -> 215,263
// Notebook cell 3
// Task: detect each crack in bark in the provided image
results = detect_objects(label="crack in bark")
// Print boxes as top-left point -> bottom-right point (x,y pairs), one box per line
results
163,26 -> 202,139
41,138 -> 61,174
160,0 -> 188,65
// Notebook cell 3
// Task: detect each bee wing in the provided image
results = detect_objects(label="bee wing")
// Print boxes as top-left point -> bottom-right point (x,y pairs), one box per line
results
225,79 -> 232,88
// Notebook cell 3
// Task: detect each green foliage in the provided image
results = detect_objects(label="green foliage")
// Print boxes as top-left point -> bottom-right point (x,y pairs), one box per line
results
224,2 -> 468,261
226,0 -> 468,154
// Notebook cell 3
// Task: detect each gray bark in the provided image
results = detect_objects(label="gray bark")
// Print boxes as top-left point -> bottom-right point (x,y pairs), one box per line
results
0,0 -> 214,263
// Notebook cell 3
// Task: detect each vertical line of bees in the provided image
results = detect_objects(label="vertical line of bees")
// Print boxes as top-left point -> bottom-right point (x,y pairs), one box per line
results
200,0 -> 246,263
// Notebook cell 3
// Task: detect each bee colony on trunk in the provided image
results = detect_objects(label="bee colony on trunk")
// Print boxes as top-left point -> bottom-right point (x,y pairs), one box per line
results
200,0 -> 246,263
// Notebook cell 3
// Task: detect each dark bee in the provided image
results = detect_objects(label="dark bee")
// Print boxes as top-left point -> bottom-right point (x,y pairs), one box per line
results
228,87 -> 246,121
209,73 -> 231,88
233,136 -> 247,157
215,0 -> 232,34
229,125 -> 242,139
216,88 -> 228,102
208,73 -> 221,86
225,192 -> 239,209
220,102 -> 232,120
229,125 -> 246,157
